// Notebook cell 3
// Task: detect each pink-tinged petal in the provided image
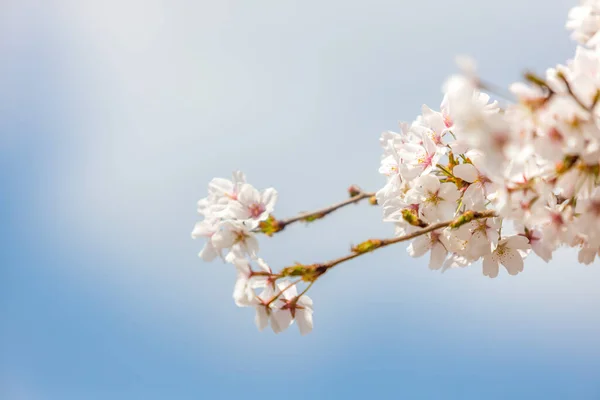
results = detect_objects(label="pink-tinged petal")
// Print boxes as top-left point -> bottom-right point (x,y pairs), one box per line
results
485,228 -> 500,249
278,280 -> 298,300
418,174 -> 441,193
297,295 -> 313,311
462,184 -> 485,208
454,222 -> 476,241
437,201 -> 457,221
261,188 -> 278,212
532,242 -> 553,262
271,310 -> 293,334
191,221 -> 214,239
244,235 -> 260,258
208,178 -> 233,196
439,183 -> 461,202
256,258 -> 271,273
429,242 -> 447,270
499,249 -> 524,275
578,247 -> 597,265
231,171 -> 246,184
249,275 -> 268,290
449,140 -> 469,154
487,217 -> 502,230
379,156 -> 399,176
420,204 -> 440,224
467,151 -> 487,173
233,258 -> 251,275
505,235 -> 531,250
422,104 -> 435,117
296,309 -> 313,336
255,307 -> 269,331
223,201 -> 248,220
199,243 -> 218,261
405,193 -> 423,207
259,285 -> 275,300
407,236 -> 431,258
422,133 -> 437,154
225,249 -> 243,264
453,163 -> 478,183
399,143 -> 423,158
441,254 -> 471,272
237,184 -> 260,206
211,230 -> 233,249
482,255 -> 499,278
233,274 -> 252,307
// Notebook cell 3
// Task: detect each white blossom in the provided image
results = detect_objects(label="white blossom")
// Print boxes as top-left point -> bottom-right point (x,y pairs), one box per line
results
482,236 -> 531,278
407,229 -> 451,270
405,175 -> 460,222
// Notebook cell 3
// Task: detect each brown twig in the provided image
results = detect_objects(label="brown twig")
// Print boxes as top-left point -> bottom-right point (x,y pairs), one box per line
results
262,210 -> 498,303
316,209 -> 498,271
280,190 -> 374,227
257,187 -> 375,234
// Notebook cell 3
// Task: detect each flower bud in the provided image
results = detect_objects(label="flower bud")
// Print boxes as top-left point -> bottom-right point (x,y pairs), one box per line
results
259,215 -> 283,236
351,239 -> 382,254
347,185 -> 362,197
402,209 -> 427,228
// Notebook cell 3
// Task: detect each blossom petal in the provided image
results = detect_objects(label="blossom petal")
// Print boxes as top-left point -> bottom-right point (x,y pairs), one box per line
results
244,235 -> 260,258
278,280 -> 298,300
261,188 -> 278,212
199,243 -> 218,261
297,295 -> 313,310
532,242 -> 553,262
429,242 -> 447,270
418,174 -> 441,193
191,221 -> 214,239
499,249 -> 524,275
233,273 -> 252,307
238,184 -> 260,206
208,178 -> 233,196
408,235 -> 431,258
453,163 -> 478,183
578,247 -> 596,265
296,309 -> 313,336
505,235 -> 531,250
482,255 -> 499,278
271,310 -> 293,334
439,183 -> 461,202
256,258 -> 272,273
255,307 -> 269,331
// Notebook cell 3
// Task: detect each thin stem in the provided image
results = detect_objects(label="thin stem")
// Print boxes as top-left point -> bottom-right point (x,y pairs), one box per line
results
267,278 -> 301,307
252,271 -> 281,278
322,209 -> 497,271
297,281 -> 314,299
257,188 -> 375,233
280,190 -> 375,227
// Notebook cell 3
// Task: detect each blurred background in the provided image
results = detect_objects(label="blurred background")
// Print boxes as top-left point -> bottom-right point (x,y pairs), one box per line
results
1,0 -> 598,399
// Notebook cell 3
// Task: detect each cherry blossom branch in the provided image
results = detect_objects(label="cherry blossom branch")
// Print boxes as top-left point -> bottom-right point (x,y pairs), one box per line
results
280,209 -> 497,281
257,186 -> 376,235
193,2 -> 600,335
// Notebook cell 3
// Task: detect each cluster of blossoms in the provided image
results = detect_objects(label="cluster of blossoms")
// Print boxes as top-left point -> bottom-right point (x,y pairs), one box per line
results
378,0 -> 600,276
192,172 -> 314,335
194,0 -> 600,334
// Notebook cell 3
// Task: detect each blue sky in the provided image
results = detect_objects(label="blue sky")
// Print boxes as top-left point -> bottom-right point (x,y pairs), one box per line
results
1,0 -> 599,399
